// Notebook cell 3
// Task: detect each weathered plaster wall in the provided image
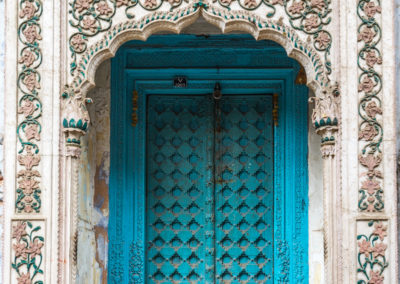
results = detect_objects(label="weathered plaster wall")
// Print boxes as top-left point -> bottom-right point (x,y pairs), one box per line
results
77,60 -> 111,284
0,0 -> 5,281
308,99 -> 324,284
395,0 -> 400,282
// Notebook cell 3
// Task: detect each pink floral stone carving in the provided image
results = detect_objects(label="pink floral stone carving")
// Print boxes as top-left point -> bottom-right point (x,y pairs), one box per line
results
97,2 -> 113,16
19,1 -> 36,19
17,272 -> 32,284
369,270 -> 384,284
71,34 -> 87,53
363,2 -> 381,19
25,124 -> 40,141
168,0 -> 181,5
365,50 -> 382,68
358,76 -> 374,93
372,243 -> 387,258
12,222 -> 27,242
359,124 -> 378,141
82,16 -> 98,33
361,179 -> 380,195
244,0 -> 257,8
18,50 -> 36,68
116,0 -> 130,7
270,0 -> 283,5
18,147 -> 40,170
304,15 -> 319,31
19,178 -> 39,195
310,0 -> 325,10
23,25 -> 42,44
75,0 -> 92,13
13,242 -> 28,259
18,99 -> 36,117
373,222 -> 387,241
23,73 -> 40,92
359,154 -> 382,178
27,239 -> 44,259
315,31 -> 330,49
358,27 -> 375,44
358,239 -> 372,257
288,2 -> 304,14
365,101 -> 382,118
144,0 -> 158,8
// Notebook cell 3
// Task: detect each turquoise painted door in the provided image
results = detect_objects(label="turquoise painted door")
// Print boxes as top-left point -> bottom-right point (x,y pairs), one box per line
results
146,94 -> 273,283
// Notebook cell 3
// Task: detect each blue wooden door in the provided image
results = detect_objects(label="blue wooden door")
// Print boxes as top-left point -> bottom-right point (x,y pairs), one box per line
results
146,94 -> 273,283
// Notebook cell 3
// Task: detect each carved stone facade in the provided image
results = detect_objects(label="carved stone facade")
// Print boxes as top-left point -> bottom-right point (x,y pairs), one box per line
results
2,0 -> 398,283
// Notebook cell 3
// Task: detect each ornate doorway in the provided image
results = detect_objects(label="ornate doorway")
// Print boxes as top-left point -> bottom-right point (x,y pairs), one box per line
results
108,35 -> 309,283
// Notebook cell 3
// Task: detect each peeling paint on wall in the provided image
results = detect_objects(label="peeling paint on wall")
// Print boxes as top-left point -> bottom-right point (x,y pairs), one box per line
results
78,60 -> 111,284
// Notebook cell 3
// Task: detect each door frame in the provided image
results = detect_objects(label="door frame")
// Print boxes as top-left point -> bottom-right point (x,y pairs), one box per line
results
109,37 -> 309,283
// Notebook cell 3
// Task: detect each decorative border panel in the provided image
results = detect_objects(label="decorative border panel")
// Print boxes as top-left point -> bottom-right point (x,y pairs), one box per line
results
16,0 -> 43,214
357,0 -> 383,213
356,0 -> 389,283
11,1 -> 45,283
11,220 -> 45,284
357,220 -> 388,283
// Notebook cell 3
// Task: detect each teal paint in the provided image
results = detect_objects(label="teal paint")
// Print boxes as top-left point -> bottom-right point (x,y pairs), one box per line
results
109,34 -> 309,283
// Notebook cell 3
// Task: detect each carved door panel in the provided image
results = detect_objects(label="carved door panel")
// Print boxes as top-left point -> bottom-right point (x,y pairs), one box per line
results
146,94 -> 274,283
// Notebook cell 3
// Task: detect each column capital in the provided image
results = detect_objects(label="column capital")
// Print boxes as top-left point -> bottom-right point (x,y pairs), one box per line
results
310,83 -> 340,158
61,86 -> 92,158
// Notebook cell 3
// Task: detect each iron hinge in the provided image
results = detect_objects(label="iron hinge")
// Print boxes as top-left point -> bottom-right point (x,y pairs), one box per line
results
273,93 -> 279,126
132,89 -> 138,127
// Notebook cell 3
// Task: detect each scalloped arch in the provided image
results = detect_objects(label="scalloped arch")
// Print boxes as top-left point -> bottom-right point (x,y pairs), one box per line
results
69,5 -> 329,98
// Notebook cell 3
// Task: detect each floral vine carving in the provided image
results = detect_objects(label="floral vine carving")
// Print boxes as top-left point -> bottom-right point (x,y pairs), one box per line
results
12,221 -> 45,284
357,221 -> 388,283
17,0 -> 43,213
357,0 -> 383,212
69,0 -> 188,74
283,0 -> 332,75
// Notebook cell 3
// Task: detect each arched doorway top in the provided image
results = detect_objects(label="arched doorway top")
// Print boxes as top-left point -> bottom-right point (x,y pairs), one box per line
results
62,1 -> 339,156
67,4 -> 331,95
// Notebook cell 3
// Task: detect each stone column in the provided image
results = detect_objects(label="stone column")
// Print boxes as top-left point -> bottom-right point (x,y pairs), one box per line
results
310,84 -> 340,284
60,87 -> 92,284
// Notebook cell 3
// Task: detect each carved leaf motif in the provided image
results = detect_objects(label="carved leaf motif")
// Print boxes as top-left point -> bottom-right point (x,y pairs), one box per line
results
19,1 -> 37,19
359,124 -> 378,141
369,270 -> 384,284
365,101 -> 382,118
373,222 -> 387,241
361,178 -> 380,195
18,151 -> 41,170
23,25 -> 42,44
363,2 -> 381,19
18,99 -> 36,117
359,153 -> 381,172
358,76 -> 374,93
288,2 -> 304,14
358,240 -> 372,257
357,26 -> 375,43
18,50 -> 36,67
23,73 -> 41,92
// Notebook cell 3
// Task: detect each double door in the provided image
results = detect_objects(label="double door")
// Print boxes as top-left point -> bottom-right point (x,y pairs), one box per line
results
146,94 -> 274,283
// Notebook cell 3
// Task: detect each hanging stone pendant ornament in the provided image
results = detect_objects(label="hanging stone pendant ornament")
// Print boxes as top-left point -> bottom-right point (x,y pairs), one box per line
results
61,86 -> 92,157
